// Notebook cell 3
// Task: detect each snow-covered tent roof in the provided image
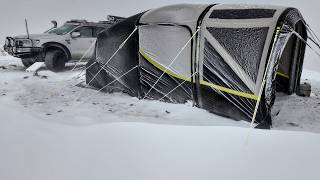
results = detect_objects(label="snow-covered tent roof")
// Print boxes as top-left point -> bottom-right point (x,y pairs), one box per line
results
140,4 -> 209,32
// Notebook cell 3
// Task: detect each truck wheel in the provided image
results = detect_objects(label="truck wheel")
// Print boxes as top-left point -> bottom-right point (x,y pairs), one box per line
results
21,58 -> 35,68
45,49 -> 67,72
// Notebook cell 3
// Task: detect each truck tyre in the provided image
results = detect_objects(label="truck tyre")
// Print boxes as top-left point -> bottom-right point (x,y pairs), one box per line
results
45,49 -> 67,72
21,58 -> 35,68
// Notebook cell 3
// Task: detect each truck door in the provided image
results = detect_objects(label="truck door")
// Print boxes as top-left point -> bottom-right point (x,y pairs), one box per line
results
69,26 -> 95,59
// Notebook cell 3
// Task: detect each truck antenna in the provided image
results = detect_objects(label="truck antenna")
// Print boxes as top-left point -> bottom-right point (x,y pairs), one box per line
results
25,19 -> 30,39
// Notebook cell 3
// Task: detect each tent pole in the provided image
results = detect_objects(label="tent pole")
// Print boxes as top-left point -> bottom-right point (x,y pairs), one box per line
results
292,29 -> 320,58
248,27 -> 281,134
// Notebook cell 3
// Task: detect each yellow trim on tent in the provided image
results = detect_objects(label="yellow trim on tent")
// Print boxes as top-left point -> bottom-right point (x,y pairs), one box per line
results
199,80 -> 258,100
276,71 -> 289,79
139,49 -> 192,82
139,48 -> 258,101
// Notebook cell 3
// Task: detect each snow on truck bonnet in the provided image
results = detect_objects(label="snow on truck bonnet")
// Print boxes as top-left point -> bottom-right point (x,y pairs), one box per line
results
86,4 -> 308,128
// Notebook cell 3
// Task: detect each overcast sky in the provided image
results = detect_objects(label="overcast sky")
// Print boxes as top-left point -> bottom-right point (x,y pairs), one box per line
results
1,0 -> 319,68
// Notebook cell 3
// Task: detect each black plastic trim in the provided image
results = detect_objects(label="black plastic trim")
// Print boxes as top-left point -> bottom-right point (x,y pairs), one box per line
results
209,9 -> 276,19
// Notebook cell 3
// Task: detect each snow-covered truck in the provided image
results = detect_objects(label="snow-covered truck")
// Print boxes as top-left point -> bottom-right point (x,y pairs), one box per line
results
3,16 -> 124,71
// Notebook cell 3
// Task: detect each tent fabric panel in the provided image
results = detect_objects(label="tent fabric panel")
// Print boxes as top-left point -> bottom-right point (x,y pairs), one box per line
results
199,84 -> 250,121
199,29 -> 256,92
139,53 -> 193,103
86,13 -> 143,97
202,39 -> 252,93
199,82 -> 270,125
139,25 -> 192,78
209,9 -> 276,19
139,4 -> 210,32
206,27 -> 269,82
200,38 -> 257,119
201,4 -> 287,95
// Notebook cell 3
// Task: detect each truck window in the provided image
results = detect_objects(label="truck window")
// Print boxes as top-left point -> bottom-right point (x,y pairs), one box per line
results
93,27 -> 106,37
48,24 -> 78,35
73,26 -> 93,38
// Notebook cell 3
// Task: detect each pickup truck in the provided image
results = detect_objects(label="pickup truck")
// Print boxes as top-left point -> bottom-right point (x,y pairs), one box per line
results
3,16 -> 124,71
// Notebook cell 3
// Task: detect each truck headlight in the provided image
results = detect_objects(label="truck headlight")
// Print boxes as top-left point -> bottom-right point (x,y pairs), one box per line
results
32,40 -> 40,46
15,39 -> 32,47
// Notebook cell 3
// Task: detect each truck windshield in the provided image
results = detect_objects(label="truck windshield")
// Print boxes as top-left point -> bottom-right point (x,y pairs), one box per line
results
48,24 -> 78,35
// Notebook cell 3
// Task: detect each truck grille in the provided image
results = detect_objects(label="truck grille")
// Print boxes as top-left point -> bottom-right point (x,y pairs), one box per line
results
5,37 -> 14,47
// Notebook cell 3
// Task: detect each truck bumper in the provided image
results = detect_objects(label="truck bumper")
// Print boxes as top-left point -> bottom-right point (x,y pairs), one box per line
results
3,37 -> 43,59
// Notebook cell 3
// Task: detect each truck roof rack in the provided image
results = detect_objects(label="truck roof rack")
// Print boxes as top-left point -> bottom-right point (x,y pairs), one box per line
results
107,15 -> 126,23
66,19 -> 88,24
65,15 -> 125,26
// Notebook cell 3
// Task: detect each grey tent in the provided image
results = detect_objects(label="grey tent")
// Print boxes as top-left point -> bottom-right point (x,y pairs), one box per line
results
86,4 -> 307,128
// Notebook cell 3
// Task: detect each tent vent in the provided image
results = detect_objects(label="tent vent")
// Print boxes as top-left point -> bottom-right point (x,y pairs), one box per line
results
209,9 -> 276,19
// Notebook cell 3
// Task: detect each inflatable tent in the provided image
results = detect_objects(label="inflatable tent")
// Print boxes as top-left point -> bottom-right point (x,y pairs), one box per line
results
86,4 -> 307,128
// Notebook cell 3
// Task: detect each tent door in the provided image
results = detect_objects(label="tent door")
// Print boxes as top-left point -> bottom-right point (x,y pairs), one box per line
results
138,24 -> 194,103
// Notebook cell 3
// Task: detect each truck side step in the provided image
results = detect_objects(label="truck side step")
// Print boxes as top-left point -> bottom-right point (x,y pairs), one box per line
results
26,62 -> 45,73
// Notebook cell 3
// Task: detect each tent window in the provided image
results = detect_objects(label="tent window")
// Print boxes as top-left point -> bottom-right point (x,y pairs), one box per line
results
209,9 -> 276,19
206,27 -> 269,82
203,39 -> 252,93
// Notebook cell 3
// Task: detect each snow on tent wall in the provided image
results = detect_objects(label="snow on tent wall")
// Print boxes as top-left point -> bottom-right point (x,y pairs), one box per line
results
139,25 -> 192,78
139,4 -> 209,33
203,39 -> 252,93
283,8 -> 305,27
138,25 -> 193,103
206,27 -> 269,82
201,39 -> 255,119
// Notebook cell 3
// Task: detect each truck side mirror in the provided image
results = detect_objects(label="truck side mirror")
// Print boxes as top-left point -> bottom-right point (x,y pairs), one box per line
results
71,32 -> 81,38
51,20 -> 57,28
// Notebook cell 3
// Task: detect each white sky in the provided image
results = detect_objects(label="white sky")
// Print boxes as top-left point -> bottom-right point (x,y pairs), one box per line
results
1,0 -> 320,69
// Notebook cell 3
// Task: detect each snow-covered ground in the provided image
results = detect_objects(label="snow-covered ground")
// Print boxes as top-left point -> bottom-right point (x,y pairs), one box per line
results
273,70 -> 320,132
0,56 -> 319,132
0,56 -> 320,180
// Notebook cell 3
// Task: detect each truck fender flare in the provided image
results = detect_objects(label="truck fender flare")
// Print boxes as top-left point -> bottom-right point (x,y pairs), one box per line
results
42,42 -> 71,61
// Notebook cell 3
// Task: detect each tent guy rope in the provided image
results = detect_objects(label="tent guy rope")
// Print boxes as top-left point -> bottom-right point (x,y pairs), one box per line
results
86,26 -> 138,86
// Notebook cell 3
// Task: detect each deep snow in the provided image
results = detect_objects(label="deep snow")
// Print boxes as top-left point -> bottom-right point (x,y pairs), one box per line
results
0,56 -> 319,132
0,56 -> 320,180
